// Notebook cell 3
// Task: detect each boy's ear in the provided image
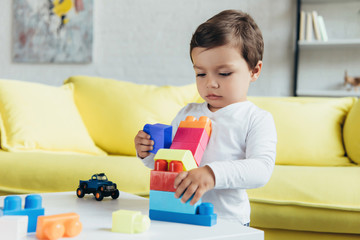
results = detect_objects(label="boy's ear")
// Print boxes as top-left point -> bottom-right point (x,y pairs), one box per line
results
250,61 -> 263,82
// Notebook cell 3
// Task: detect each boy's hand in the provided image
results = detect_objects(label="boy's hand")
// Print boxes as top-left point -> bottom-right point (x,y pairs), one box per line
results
134,130 -> 154,159
174,166 -> 215,205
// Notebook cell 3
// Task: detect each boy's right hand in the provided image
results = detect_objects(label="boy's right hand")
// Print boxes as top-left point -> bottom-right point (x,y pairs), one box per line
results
134,130 -> 154,159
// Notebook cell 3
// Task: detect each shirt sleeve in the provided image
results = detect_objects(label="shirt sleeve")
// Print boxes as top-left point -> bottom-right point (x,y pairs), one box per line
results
137,153 -> 155,169
207,111 -> 277,189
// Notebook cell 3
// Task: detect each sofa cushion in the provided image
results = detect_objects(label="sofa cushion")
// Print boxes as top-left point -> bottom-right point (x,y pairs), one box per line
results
249,97 -> 355,166
64,76 -> 199,156
258,228 -> 360,240
248,165 -> 360,234
0,149 -> 150,196
344,98 -> 360,164
0,79 -> 105,155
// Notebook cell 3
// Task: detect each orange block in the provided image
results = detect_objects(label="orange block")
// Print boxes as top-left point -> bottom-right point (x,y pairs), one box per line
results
36,213 -> 82,240
179,116 -> 211,137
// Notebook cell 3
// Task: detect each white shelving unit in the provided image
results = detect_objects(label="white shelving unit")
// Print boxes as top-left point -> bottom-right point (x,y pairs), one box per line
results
294,0 -> 360,97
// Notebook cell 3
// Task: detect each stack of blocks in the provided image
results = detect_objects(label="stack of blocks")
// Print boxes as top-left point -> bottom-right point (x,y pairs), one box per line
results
144,116 -> 217,226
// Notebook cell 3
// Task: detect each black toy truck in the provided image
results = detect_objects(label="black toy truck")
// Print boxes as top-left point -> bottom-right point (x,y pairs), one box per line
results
76,173 -> 120,201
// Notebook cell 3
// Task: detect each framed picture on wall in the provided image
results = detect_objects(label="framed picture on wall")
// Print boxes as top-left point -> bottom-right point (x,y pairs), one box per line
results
12,0 -> 93,63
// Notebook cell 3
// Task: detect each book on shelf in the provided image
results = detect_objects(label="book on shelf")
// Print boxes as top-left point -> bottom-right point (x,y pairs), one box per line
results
299,10 -> 328,42
311,11 -> 321,41
305,12 -> 313,41
317,16 -> 328,42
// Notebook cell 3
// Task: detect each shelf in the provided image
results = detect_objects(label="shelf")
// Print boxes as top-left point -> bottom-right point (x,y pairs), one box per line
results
297,89 -> 360,97
299,39 -> 360,48
302,0 -> 359,3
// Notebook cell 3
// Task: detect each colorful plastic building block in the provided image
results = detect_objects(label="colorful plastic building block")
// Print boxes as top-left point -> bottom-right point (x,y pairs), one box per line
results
154,149 -> 197,171
149,203 -> 217,226
112,210 -> 150,234
171,127 -> 210,146
154,159 -> 184,172
171,118 -> 210,166
76,173 -> 119,201
150,170 -> 178,192
149,190 -> 202,214
179,116 -> 212,137
0,216 -> 28,240
170,142 -> 205,166
143,123 -> 172,154
0,194 -> 44,232
36,213 -> 82,240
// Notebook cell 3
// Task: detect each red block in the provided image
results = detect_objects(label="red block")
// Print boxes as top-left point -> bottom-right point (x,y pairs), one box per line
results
170,142 -> 205,166
150,171 -> 179,192
169,161 -> 183,172
155,160 -> 168,171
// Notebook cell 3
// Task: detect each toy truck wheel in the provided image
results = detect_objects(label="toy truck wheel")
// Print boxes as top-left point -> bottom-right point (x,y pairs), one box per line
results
76,188 -> 85,198
111,189 -> 120,199
95,190 -> 104,201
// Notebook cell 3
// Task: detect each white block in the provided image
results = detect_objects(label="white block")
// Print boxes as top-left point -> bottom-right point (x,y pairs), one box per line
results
0,216 -> 28,240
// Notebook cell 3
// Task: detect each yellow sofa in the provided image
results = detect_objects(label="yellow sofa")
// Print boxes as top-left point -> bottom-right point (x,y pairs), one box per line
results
0,76 -> 359,240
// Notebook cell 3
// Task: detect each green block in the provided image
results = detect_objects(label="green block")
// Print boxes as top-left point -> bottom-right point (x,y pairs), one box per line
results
112,210 -> 150,234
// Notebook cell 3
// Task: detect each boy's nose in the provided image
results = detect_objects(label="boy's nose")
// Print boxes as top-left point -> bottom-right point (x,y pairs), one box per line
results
206,77 -> 219,88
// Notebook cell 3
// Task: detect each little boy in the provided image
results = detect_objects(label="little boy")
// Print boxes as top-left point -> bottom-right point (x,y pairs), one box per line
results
134,10 -> 277,226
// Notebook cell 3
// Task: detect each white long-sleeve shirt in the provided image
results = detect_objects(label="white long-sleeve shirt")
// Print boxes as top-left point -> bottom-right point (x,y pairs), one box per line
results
140,101 -> 277,224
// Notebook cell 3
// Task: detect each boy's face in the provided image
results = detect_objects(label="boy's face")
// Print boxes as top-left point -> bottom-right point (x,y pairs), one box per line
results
192,45 -> 262,112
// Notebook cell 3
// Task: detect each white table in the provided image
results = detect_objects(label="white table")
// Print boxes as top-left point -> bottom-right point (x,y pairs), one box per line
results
0,192 -> 263,240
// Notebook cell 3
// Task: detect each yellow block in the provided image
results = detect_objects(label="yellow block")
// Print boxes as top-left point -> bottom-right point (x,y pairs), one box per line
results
154,149 -> 198,171
112,210 -> 150,234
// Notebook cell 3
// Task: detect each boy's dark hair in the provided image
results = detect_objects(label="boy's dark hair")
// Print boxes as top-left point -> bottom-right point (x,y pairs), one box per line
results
190,10 -> 264,70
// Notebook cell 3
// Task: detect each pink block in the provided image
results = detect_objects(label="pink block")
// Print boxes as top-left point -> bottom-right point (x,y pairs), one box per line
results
170,142 -> 205,166
172,128 -> 209,149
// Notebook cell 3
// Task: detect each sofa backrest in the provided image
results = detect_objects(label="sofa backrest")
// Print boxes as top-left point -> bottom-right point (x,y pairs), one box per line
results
64,76 -> 199,156
66,76 -> 358,166
248,97 -> 357,166
1,76 -> 356,166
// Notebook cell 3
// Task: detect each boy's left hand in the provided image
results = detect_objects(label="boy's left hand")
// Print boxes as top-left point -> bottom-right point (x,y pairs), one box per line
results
174,166 -> 215,205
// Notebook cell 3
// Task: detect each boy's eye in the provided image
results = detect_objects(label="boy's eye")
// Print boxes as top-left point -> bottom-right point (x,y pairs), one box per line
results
219,72 -> 232,76
196,73 -> 206,77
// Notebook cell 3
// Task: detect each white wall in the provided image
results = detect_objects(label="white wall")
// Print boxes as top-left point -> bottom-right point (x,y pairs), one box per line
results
0,0 -> 296,96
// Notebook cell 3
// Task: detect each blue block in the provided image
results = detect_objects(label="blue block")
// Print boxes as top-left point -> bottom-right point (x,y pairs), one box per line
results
149,190 -> 201,214
143,123 -> 172,154
149,203 -> 217,226
0,195 -> 45,232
